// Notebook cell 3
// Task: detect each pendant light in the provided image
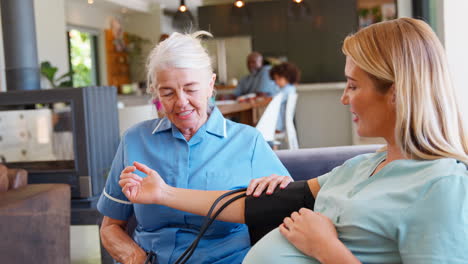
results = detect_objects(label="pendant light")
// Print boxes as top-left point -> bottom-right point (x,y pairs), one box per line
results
231,0 -> 250,24
178,0 -> 187,12
288,0 -> 311,20
173,0 -> 196,31
234,0 -> 245,8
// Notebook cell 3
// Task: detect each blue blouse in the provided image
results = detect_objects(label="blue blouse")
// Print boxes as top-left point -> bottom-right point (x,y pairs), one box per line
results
97,107 -> 290,264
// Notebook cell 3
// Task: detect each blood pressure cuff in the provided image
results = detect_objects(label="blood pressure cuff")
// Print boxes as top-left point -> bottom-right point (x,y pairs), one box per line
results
244,180 -> 315,245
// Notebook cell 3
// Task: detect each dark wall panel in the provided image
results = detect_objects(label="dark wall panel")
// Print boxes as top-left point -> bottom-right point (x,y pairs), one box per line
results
319,0 -> 358,82
249,1 -> 288,56
198,4 -> 252,37
286,0 -> 323,82
198,0 -> 358,83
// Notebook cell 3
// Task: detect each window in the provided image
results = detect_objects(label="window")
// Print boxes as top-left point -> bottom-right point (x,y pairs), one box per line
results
67,27 -> 100,87
358,0 -> 398,28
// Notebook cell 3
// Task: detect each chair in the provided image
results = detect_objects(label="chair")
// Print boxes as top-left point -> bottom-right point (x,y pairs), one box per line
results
256,93 -> 284,144
0,164 -> 70,263
277,92 -> 299,150
118,104 -> 157,135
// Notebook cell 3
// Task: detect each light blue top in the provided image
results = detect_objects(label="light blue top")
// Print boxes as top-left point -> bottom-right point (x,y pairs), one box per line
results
243,151 -> 468,264
276,84 -> 296,131
97,107 -> 290,264
234,65 -> 279,97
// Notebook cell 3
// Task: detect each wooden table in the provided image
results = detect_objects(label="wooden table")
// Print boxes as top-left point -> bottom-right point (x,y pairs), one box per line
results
217,97 -> 272,126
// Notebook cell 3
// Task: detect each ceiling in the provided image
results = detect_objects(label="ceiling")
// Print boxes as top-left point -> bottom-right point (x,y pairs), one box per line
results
104,0 -> 203,13
154,0 -> 203,10
67,0 -> 203,13
69,0 -> 277,14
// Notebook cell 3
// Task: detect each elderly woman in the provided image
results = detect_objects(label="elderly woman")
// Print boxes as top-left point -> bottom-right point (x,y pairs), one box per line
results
97,31 -> 289,264
119,18 -> 468,263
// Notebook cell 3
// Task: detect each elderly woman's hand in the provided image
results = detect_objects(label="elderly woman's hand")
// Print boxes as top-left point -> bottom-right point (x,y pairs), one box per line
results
246,174 -> 293,197
279,208 -> 339,261
119,161 -> 168,204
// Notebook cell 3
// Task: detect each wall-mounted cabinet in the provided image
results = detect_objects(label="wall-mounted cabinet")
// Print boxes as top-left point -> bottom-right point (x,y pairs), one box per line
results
250,1 -> 288,56
198,0 -> 358,83
198,4 -> 252,37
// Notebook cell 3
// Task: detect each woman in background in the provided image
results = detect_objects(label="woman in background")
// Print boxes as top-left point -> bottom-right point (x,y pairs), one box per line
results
269,62 -> 301,132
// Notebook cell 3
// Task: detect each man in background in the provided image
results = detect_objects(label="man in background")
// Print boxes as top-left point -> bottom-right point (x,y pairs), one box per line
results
233,52 -> 279,97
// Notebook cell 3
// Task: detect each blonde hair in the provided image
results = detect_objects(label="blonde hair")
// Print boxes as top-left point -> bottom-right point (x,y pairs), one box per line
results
342,18 -> 468,164
146,31 -> 213,99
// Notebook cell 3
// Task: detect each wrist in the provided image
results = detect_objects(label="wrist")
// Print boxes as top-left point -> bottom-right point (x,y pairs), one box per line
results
317,238 -> 360,264
158,184 -> 173,205
121,250 -> 145,264
315,238 -> 344,264
132,248 -> 147,264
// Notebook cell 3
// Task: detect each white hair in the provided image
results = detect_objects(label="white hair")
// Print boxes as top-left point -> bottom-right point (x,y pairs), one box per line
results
146,31 -> 213,98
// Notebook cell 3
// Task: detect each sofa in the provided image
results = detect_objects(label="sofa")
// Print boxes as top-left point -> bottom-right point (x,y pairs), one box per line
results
276,144 -> 382,181
0,164 -> 71,264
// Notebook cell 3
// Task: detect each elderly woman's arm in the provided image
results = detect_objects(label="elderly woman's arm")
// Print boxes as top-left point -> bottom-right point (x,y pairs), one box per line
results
119,162 -> 248,223
100,216 -> 147,264
119,162 -> 318,224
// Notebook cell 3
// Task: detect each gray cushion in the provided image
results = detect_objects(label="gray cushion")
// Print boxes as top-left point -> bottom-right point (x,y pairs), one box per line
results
276,145 -> 383,181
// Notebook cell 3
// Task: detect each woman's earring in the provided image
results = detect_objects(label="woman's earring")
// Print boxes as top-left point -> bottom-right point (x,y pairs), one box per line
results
153,98 -> 165,117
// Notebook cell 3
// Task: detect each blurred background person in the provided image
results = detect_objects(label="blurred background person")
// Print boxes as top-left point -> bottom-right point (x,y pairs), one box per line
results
269,62 -> 301,132
233,52 -> 279,97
